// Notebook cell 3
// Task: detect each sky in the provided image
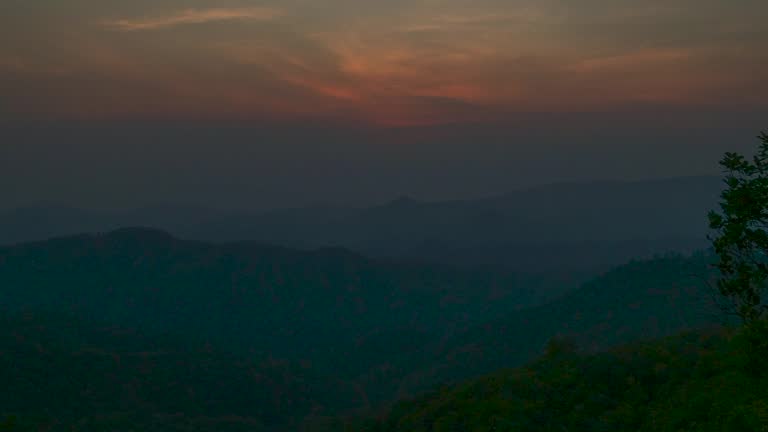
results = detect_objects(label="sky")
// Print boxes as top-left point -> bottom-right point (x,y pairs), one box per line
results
1,0 -> 767,210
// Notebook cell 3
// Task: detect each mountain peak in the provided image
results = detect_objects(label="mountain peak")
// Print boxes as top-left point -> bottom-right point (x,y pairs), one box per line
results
103,227 -> 177,243
386,195 -> 419,207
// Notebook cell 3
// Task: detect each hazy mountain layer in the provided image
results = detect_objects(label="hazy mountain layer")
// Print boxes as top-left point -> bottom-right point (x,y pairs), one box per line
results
0,176 -> 721,272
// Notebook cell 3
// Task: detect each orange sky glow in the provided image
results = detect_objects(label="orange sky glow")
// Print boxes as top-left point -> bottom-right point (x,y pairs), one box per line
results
1,0 -> 766,126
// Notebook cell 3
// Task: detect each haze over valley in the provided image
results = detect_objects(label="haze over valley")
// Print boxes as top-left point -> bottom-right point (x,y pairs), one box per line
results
2,0 -> 767,430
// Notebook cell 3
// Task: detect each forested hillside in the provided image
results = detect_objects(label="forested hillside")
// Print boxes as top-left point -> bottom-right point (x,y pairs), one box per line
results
0,230 -> 729,430
334,329 -> 768,432
0,311 -> 362,431
0,228 -> 580,365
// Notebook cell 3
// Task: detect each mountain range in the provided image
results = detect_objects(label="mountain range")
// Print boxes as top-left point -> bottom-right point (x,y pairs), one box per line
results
0,176 -> 722,272
0,228 -> 726,430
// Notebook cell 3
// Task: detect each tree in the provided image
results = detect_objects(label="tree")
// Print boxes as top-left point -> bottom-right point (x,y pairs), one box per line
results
708,131 -> 768,323
709,131 -> 768,376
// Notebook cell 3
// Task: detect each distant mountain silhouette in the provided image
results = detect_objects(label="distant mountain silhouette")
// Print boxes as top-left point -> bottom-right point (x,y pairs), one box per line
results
0,176 -> 722,271
185,176 -> 721,271
0,204 -> 220,246
382,195 -> 420,208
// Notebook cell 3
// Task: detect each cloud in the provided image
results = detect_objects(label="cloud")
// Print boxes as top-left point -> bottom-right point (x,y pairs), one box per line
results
104,7 -> 284,31
405,10 -> 543,30
0,58 -> 27,72
4,0 -> 764,125
568,49 -> 692,73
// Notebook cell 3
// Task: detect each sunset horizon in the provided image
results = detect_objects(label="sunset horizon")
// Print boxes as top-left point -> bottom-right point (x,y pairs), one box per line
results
3,1 -> 766,126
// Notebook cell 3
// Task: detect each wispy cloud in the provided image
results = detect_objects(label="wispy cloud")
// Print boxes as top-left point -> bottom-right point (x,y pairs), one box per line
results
568,49 -> 692,73
104,7 -> 284,31
398,12 -> 540,33
0,58 -> 26,71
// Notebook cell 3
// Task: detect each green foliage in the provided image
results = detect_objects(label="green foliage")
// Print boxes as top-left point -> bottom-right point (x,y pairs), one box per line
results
543,336 -> 578,359
0,311 -> 365,431
708,131 -> 768,323
0,229 -> 576,381
349,329 -> 768,432
0,231 -> 735,430
0,416 -> 16,432
740,318 -> 768,377
0,231 -> 721,417
396,251 -> 723,394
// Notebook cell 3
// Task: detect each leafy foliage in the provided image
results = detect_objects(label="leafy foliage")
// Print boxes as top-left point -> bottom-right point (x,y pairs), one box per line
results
708,132 -> 768,322
340,329 -> 768,432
